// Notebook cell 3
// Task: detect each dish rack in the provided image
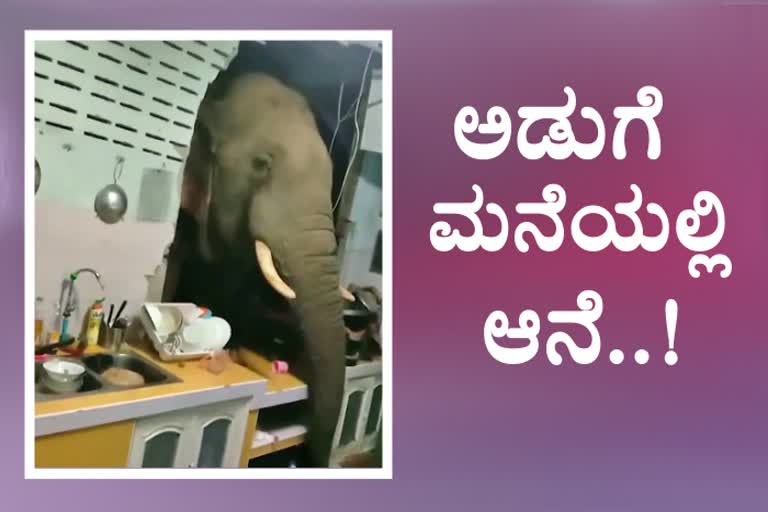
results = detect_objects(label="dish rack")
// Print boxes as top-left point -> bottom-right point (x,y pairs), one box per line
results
139,303 -> 213,362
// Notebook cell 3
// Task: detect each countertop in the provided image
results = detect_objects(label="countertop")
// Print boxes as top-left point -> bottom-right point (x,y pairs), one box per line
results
34,340 -> 275,437
35,338 -> 381,437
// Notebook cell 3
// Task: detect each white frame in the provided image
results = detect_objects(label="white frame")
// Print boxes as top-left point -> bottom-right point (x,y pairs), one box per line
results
25,30 -> 393,480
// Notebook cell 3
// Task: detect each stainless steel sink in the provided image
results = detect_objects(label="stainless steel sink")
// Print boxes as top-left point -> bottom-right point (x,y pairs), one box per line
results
35,352 -> 181,403
83,353 -> 176,385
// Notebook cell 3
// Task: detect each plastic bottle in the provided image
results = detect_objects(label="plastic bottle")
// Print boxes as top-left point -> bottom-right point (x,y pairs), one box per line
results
47,301 -> 61,345
85,301 -> 104,347
34,297 -> 45,348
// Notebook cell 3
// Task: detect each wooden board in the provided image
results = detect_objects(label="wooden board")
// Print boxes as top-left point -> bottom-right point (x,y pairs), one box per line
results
248,424 -> 307,460
239,410 -> 259,468
235,348 -> 306,394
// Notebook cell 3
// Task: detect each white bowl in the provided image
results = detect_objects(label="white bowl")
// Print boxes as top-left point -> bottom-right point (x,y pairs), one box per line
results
43,359 -> 86,383
42,372 -> 83,393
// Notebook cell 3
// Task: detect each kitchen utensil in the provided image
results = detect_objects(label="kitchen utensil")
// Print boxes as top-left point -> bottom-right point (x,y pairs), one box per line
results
99,323 -> 127,353
94,157 -> 128,224
42,372 -> 83,394
165,329 -> 183,355
113,300 -> 127,326
42,358 -> 86,383
35,335 -> 76,355
342,290 -> 376,366
139,303 -> 213,361
158,307 -> 185,355
107,303 -> 114,327
343,307 -> 373,331
181,317 -> 231,352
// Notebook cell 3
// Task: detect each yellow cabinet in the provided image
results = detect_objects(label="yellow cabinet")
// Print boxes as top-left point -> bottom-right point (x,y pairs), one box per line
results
35,421 -> 135,468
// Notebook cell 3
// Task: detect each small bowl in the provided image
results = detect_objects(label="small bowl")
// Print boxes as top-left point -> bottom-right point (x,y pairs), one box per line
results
42,358 -> 86,383
42,372 -> 83,394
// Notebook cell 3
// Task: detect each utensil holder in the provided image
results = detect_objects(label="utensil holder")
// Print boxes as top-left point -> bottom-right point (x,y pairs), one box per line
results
98,321 -> 127,353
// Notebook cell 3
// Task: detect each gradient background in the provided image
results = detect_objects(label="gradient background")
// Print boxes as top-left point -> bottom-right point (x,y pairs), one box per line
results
2,1 -> 767,511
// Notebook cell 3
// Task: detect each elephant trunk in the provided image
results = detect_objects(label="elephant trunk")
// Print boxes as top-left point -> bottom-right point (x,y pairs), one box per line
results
255,226 -> 346,467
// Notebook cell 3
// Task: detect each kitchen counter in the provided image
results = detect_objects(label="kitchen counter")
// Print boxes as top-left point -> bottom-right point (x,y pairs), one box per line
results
235,348 -> 308,408
235,349 -> 382,408
35,340 -> 382,438
35,343 -> 268,437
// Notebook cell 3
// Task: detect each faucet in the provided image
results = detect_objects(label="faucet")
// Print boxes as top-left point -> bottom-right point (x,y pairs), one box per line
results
60,268 -> 105,342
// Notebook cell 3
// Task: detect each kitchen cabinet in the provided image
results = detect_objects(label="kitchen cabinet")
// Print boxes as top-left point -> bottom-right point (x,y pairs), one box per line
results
35,420 -> 135,468
330,370 -> 383,466
128,397 -> 250,468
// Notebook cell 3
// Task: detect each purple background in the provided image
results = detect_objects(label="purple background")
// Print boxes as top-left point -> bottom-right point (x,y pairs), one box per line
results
3,1 -> 767,511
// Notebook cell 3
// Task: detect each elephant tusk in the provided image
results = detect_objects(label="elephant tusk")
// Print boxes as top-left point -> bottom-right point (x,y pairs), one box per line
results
255,240 -> 297,300
339,285 -> 355,302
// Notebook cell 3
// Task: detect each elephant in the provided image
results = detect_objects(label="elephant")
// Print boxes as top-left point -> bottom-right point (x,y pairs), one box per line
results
168,71 -> 351,467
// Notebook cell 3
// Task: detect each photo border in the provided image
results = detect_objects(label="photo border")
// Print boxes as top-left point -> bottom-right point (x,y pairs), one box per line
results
24,29 -> 393,480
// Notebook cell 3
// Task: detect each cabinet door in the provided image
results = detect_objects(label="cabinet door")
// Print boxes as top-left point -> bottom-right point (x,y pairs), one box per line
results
331,375 -> 383,466
128,411 -> 196,468
189,399 -> 250,468
333,376 -> 375,450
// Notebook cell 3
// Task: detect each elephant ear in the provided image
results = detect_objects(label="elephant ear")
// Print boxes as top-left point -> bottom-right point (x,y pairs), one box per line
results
196,160 -> 216,262
186,109 -> 218,262
197,98 -> 223,151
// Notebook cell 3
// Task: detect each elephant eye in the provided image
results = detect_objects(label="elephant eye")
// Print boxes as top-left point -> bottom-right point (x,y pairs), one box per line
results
251,155 -> 272,179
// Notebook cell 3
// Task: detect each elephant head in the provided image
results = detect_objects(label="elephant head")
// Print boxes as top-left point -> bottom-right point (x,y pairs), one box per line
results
185,72 -> 348,466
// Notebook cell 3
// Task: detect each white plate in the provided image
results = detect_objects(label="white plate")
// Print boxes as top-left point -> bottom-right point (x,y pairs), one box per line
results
182,317 -> 231,352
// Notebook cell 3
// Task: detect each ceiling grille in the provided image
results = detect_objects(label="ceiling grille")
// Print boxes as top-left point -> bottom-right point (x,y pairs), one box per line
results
34,39 -> 238,164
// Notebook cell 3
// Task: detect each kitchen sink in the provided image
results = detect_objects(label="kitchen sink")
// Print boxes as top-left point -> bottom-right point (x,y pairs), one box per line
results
35,352 -> 181,403
83,353 -> 175,386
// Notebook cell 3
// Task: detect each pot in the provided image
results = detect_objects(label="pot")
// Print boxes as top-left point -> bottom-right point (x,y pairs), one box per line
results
94,183 -> 128,224
343,308 -> 374,331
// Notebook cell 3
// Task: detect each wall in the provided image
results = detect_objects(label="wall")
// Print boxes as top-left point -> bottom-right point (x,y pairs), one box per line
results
34,39 -> 236,334
359,75 -> 382,153
339,75 -> 383,294
35,125 -> 183,224
34,40 -> 384,337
